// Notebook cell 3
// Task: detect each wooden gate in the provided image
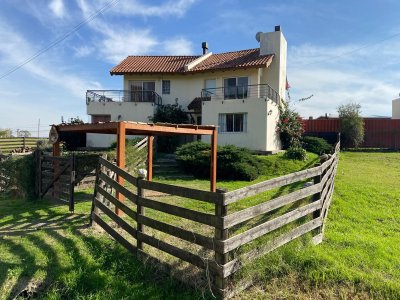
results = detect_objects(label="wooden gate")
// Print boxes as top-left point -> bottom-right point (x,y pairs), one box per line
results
37,151 -> 76,212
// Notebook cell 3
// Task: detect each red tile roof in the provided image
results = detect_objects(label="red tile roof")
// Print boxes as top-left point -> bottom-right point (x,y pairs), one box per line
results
110,48 -> 274,75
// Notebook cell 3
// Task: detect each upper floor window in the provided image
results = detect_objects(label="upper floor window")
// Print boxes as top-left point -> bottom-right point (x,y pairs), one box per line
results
130,80 -> 155,102
224,77 -> 249,99
204,79 -> 216,96
162,80 -> 170,94
218,113 -> 247,133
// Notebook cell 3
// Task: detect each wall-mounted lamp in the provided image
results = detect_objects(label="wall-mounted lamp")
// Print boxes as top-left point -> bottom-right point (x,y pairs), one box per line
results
118,114 -> 122,120
267,109 -> 273,116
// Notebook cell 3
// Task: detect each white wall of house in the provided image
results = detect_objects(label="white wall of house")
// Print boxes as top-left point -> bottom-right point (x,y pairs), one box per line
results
259,29 -> 287,100
202,98 -> 279,151
86,102 -> 155,147
393,98 -> 400,119
122,69 -> 260,109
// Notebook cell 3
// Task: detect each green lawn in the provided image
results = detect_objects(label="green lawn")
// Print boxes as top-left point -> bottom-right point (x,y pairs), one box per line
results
0,152 -> 399,299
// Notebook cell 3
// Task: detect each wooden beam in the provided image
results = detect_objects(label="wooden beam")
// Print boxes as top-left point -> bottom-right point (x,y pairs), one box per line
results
210,128 -> 217,192
116,122 -> 126,216
147,135 -> 153,181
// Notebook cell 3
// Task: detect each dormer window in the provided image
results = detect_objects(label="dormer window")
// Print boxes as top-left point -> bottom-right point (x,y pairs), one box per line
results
224,77 -> 248,99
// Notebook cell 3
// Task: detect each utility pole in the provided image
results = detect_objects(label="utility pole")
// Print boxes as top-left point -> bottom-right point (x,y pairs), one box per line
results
37,118 -> 40,138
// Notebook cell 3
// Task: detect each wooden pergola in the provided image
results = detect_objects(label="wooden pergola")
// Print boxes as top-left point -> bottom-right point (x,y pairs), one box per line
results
52,121 -> 218,192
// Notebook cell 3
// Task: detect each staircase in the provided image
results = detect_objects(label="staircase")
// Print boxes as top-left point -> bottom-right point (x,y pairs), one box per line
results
153,154 -> 194,179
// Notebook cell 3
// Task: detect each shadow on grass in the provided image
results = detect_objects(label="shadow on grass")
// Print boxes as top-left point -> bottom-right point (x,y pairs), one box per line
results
0,199 -> 210,300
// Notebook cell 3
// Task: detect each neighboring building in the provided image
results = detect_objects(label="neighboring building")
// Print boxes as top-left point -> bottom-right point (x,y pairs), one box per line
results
393,97 -> 400,119
86,26 -> 287,151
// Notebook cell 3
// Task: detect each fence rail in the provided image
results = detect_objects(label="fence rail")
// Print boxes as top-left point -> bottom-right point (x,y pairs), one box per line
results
90,140 -> 340,299
0,137 -> 44,154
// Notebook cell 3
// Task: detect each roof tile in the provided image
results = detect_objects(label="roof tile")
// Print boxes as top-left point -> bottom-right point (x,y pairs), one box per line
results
110,49 -> 273,74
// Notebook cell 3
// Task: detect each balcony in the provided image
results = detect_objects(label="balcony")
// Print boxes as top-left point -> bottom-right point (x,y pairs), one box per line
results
201,84 -> 282,105
86,90 -> 162,106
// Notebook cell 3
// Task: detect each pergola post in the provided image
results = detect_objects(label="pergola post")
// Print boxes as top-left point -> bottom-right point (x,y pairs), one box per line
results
210,128 -> 217,192
147,135 -> 154,181
116,122 -> 126,216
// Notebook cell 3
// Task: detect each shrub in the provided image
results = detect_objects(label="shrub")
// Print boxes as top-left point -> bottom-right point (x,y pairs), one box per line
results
176,142 -> 262,181
284,146 -> 307,161
0,154 -> 36,199
302,136 -> 332,155
338,103 -> 364,148
151,104 -> 190,153
277,102 -> 304,149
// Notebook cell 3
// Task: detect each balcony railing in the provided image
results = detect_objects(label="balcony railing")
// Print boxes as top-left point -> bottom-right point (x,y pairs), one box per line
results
201,84 -> 282,105
86,90 -> 162,105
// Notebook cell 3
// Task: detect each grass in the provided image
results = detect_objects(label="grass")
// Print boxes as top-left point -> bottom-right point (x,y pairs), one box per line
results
0,151 -> 399,299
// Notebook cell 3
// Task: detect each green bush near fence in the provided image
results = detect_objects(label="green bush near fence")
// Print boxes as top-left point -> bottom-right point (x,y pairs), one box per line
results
0,154 -> 36,199
176,141 -> 262,181
302,136 -> 332,155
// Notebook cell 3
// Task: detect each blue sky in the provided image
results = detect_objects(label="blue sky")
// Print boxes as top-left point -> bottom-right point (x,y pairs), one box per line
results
1,0 -> 399,136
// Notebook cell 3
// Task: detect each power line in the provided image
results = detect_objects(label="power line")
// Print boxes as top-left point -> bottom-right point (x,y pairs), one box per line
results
0,0 -> 120,80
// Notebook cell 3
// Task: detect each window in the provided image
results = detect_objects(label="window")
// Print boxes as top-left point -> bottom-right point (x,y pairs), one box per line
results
204,79 -> 216,96
129,80 -> 155,102
224,77 -> 249,99
218,113 -> 247,133
91,115 -> 111,123
162,80 -> 170,94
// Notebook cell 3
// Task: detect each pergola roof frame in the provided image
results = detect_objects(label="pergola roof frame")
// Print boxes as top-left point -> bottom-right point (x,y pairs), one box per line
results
52,121 -> 218,216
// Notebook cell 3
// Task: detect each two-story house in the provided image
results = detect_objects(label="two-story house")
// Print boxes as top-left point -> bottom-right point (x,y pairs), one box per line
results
86,26 -> 287,152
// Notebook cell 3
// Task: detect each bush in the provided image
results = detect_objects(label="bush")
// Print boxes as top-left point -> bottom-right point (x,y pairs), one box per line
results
302,136 -> 332,155
176,142 -> 262,181
0,154 -> 36,199
338,103 -> 364,148
277,102 -> 304,149
284,146 -> 307,161
151,104 -> 190,153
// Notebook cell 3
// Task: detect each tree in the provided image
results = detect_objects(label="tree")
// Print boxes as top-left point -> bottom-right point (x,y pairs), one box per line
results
151,104 -> 189,153
16,130 -> 31,137
0,128 -> 12,138
337,103 -> 364,148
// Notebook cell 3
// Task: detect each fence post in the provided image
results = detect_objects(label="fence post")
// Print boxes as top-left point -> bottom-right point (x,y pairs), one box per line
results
137,172 -> 146,251
214,189 -> 228,298
89,158 -> 102,226
69,153 -> 76,213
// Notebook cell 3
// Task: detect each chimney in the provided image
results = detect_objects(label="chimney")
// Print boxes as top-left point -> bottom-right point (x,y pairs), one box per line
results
202,42 -> 208,54
256,25 -> 287,99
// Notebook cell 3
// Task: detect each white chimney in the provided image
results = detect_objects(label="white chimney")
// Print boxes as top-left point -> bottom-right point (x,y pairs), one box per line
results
256,26 -> 287,100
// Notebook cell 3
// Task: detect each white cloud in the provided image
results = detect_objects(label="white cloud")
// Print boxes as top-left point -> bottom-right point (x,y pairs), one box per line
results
73,45 -> 94,58
99,27 -> 158,63
109,0 -> 196,18
0,21 -> 101,98
163,37 -> 193,55
49,0 -> 66,18
287,41 -> 399,118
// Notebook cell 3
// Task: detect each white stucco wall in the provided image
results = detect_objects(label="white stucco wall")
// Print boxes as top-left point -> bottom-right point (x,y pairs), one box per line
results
393,98 -> 400,119
201,98 -> 281,151
259,30 -> 287,101
86,102 -> 155,147
123,69 -> 260,109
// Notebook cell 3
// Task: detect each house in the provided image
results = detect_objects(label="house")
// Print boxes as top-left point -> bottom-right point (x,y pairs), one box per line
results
86,26 -> 287,152
393,97 -> 400,119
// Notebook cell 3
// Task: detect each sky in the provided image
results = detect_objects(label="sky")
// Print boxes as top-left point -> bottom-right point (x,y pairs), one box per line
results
0,0 -> 400,136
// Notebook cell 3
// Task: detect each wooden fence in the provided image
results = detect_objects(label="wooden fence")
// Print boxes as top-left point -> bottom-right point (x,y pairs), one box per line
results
36,151 -> 76,212
90,142 -> 340,299
0,137 -> 43,154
